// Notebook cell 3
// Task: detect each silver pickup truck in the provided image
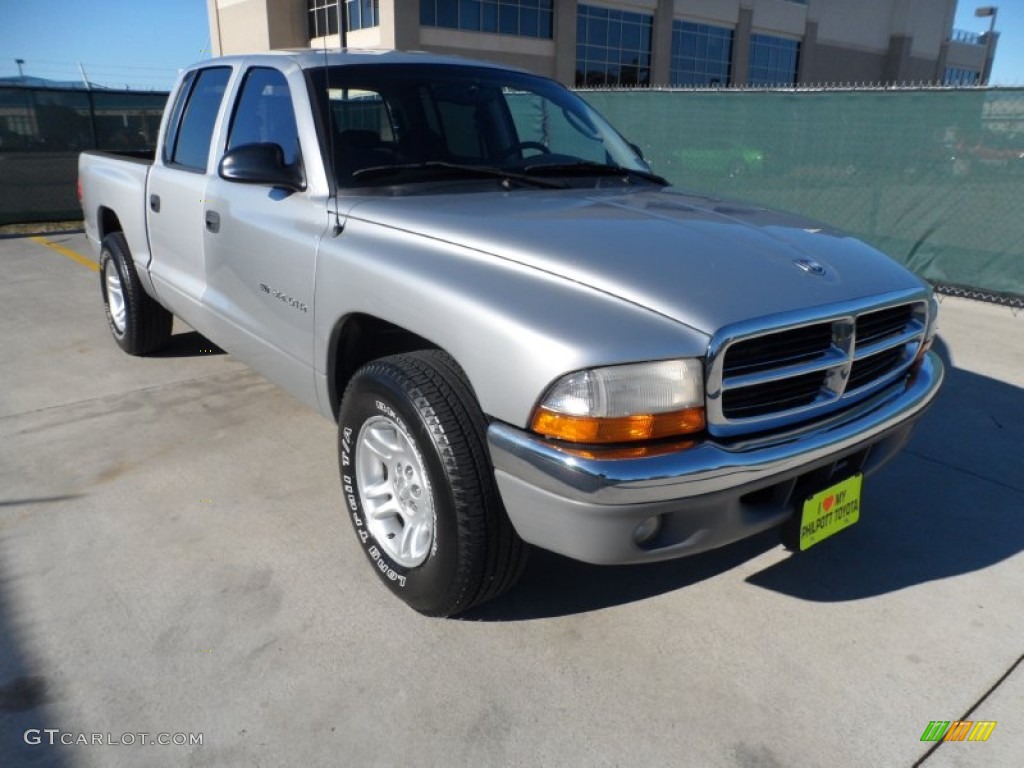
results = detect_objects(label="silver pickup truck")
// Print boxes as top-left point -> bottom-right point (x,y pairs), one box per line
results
79,50 -> 944,616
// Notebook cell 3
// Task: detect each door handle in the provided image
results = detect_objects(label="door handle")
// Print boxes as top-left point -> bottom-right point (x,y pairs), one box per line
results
149,194 -> 160,213
205,210 -> 220,233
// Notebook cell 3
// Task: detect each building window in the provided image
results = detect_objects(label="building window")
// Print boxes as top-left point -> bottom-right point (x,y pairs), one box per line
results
575,5 -> 653,87
308,0 -> 339,38
308,0 -> 379,39
747,33 -> 800,86
346,0 -> 379,30
670,20 -> 733,87
419,1 -> 554,39
944,67 -> 980,86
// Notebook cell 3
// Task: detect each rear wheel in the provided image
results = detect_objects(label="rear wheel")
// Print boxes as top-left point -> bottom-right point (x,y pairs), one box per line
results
99,232 -> 172,355
338,350 -> 528,617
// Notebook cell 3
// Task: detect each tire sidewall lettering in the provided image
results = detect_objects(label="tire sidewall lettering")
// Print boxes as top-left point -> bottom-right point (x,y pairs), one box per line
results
339,389 -> 449,593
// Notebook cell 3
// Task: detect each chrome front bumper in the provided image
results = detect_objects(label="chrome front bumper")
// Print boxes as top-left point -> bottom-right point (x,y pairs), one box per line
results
488,352 -> 944,564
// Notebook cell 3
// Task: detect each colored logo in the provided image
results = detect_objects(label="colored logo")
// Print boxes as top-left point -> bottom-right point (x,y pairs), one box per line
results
920,720 -> 997,742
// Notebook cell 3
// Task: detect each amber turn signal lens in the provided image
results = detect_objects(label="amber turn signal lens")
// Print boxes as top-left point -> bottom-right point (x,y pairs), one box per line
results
915,338 -> 933,361
531,407 -> 706,444
909,338 -> 934,380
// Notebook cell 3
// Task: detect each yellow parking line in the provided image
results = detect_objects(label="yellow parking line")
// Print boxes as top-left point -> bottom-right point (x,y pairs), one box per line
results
30,235 -> 99,273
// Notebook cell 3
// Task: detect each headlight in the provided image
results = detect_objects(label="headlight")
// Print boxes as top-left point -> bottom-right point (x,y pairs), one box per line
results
530,359 -> 705,444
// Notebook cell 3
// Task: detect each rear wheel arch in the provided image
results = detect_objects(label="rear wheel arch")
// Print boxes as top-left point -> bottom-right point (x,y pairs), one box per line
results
99,232 -> 172,355
98,207 -> 122,240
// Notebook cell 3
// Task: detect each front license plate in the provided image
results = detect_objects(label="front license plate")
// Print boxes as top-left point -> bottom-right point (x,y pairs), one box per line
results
799,473 -> 863,551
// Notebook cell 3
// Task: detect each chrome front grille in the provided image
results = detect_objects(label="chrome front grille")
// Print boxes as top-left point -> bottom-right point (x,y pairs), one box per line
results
706,294 -> 930,437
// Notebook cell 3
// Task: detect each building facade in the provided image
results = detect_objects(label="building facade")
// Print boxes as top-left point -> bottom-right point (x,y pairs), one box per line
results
207,0 -> 998,87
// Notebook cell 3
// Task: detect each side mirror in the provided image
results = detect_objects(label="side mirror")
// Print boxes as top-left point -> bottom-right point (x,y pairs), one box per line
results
629,142 -> 647,162
218,143 -> 305,192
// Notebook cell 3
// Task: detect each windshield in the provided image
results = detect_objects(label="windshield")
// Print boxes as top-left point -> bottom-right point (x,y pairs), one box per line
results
307,63 -> 654,190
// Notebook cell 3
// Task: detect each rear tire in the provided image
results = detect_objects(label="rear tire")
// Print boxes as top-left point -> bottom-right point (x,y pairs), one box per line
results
338,350 -> 528,617
99,232 -> 172,355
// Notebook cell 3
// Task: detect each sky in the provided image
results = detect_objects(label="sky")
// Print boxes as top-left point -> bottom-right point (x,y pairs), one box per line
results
0,0 -> 211,90
0,0 -> 1021,89
953,2 -> 1024,85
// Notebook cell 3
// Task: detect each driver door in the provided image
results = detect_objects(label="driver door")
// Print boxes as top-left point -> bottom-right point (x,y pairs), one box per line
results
201,66 -> 328,410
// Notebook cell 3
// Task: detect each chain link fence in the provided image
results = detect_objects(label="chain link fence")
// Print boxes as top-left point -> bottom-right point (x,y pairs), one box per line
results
0,86 -> 166,225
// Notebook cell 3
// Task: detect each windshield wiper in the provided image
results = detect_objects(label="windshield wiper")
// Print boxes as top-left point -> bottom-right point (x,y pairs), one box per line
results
522,161 -> 669,186
352,161 -> 568,189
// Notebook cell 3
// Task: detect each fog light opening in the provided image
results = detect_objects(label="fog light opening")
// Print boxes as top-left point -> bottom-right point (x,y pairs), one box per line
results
633,515 -> 662,546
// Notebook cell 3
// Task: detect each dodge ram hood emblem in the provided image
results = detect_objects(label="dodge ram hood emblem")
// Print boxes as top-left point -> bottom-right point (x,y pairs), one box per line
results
793,258 -> 827,276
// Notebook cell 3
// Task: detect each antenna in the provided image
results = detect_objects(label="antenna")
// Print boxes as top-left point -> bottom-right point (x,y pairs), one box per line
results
325,4 -> 342,235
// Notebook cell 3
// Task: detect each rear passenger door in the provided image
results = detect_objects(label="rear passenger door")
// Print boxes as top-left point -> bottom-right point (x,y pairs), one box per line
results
147,66 -> 232,331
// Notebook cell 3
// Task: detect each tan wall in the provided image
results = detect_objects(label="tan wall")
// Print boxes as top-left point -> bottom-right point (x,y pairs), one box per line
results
814,0 -> 957,59
209,0 -> 271,55
673,0 -> 739,27
266,0 -> 307,49
208,0 -> 305,55
417,28 -> 557,77
554,0 -> 578,85
903,0 -> 956,58
209,0 -> 985,87
815,0 -> 896,52
804,43 -> 887,84
750,0 -> 807,37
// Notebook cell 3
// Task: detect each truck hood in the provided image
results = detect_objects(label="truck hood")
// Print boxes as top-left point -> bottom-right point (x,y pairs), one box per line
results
348,186 -> 927,334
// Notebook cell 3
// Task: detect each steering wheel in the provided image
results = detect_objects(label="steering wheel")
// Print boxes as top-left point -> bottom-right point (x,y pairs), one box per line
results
498,141 -> 551,162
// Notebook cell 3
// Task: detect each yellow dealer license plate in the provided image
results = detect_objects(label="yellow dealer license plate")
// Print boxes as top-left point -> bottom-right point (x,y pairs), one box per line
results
799,473 -> 863,551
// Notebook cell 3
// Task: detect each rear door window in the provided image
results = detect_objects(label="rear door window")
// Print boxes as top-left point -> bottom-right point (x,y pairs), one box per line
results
168,67 -> 231,172
162,71 -> 195,165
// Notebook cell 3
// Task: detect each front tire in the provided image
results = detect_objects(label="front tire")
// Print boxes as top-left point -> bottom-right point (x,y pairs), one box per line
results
99,232 -> 172,355
338,350 -> 528,617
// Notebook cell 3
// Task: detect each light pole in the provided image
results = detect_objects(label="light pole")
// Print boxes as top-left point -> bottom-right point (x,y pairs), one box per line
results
15,58 -> 25,79
340,0 -> 347,48
975,5 -> 998,34
975,6 -> 998,84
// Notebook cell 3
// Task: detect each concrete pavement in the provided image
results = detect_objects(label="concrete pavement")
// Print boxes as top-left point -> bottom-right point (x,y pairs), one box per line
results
1,232 -> 1021,767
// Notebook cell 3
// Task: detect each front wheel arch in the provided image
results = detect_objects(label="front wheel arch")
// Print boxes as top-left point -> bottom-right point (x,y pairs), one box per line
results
327,313 -> 442,419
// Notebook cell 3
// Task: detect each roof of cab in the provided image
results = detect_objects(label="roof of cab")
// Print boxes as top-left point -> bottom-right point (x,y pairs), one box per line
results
183,48 -> 527,74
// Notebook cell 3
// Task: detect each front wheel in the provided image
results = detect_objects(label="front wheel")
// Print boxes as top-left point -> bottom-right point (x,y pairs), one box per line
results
338,350 -> 528,617
99,232 -> 172,355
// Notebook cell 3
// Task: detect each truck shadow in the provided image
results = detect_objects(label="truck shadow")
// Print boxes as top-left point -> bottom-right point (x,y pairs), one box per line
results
468,337 -> 1024,621
0,531 -> 73,768
149,331 -> 224,358
465,531 -> 781,621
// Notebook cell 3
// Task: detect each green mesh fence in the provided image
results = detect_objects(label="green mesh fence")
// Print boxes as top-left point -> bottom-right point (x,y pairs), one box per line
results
0,86 -> 166,225
581,88 -> 1024,301
3,84 -> 1021,301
